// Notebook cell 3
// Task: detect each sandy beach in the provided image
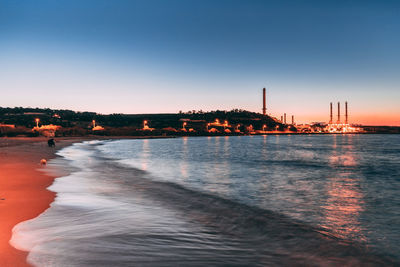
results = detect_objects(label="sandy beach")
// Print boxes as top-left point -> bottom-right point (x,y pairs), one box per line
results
0,137 -> 92,266
0,136 -> 170,266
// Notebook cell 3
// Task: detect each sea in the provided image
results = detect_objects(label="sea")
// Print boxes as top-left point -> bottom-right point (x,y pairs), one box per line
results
11,134 -> 400,266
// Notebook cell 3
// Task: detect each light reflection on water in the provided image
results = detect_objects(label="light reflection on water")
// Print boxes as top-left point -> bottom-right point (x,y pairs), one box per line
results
140,139 -> 149,171
323,135 -> 365,241
323,174 -> 365,241
10,135 -> 400,266
101,134 -> 400,257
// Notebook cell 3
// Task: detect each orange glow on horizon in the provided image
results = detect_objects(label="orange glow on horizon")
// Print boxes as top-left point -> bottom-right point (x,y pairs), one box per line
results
291,113 -> 400,126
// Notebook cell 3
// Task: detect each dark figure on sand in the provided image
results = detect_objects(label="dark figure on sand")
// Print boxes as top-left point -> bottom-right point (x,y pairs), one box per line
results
47,138 -> 55,147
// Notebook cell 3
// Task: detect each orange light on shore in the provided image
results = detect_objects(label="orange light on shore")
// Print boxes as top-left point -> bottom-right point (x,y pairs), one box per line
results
234,123 -> 241,132
92,120 -> 96,128
143,120 -> 149,130
223,120 -> 229,129
35,118 -> 40,128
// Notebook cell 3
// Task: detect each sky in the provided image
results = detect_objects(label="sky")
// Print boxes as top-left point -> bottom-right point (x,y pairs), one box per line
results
1,0 -> 399,125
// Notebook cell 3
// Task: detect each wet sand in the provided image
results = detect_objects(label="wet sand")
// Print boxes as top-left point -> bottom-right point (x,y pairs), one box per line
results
0,137 -> 96,266
0,136 -> 172,266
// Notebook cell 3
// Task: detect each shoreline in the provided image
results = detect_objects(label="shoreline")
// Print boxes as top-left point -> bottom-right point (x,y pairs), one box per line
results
0,137 -> 92,266
1,135 -> 398,266
0,136 -> 140,266
0,137 -> 394,267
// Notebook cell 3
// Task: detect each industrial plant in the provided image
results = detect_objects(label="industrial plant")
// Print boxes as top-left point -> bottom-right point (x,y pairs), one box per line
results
262,86 -> 362,133
325,101 -> 360,133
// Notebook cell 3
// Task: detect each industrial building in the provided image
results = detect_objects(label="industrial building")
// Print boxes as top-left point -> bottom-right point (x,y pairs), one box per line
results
325,101 -> 360,133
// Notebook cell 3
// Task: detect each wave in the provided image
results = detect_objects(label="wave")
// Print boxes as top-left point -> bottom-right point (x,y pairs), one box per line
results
11,140 -> 398,266
105,159 -> 396,266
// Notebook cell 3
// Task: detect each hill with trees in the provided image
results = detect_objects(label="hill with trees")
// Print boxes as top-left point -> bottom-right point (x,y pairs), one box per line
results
0,107 -> 283,137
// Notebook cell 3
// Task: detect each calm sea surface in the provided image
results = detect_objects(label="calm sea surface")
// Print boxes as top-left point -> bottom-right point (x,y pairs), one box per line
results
11,135 -> 400,266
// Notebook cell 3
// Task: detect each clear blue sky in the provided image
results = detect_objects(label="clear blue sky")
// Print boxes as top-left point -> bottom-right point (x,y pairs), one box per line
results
1,0 -> 399,125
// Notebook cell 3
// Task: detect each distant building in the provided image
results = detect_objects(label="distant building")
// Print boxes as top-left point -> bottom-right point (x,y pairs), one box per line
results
33,124 -> 62,137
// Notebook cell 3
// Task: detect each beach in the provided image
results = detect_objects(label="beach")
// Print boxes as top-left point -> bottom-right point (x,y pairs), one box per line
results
1,135 -> 399,266
0,136 -> 173,266
0,137 -> 88,266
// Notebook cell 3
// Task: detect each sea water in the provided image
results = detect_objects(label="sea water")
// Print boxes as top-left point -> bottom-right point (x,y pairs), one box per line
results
11,135 -> 400,266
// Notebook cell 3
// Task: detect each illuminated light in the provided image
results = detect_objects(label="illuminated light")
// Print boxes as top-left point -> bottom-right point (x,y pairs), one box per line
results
223,120 -> 229,129
142,120 -> 154,131
33,124 -> 62,137
181,122 -> 188,132
92,120 -> 96,128
35,118 -> 40,128
36,124 -> 61,131
92,125 -> 105,131
143,120 -> 149,130
234,124 -> 241,133
182,121 -> 187,131
0,124 -> 15,128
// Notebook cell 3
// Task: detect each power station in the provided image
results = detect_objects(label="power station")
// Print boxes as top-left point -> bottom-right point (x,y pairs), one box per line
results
327,101 -> 358,133
262,88 -> 295,126
262,88 -> 267,116
260,88 -> 359,133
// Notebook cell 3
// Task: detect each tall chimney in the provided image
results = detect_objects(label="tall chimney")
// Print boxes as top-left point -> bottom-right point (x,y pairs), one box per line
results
329,102 -> 333,124
291,115 -> 294,125
284,113 -> 287,124
262,88 -> 266,116
281,115 -> 283,122
337,102 -> 341,124
345,101 -> 348,124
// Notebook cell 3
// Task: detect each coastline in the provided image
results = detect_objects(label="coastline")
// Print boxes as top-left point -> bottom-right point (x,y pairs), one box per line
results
0,136 -> 140,266
1,135 -> 398,266
0,135 -> 175,266
0,137 -> 89,266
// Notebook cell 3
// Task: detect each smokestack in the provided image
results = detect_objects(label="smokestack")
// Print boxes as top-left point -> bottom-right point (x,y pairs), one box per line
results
281,115 -> 283,122
284,113 -> 286,124
337,102 -> 341,124
262,88 -> 266,116
291,115 -> 294,125
329,102 -> 333,124
345,101 -> 348,124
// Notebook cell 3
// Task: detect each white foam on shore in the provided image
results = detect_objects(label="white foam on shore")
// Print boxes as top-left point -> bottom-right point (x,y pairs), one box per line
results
9,140 -> 189,266
10,141 -> 106,253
